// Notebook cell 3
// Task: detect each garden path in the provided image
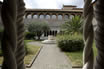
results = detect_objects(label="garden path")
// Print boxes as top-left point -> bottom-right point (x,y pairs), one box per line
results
27,41 -> 72,69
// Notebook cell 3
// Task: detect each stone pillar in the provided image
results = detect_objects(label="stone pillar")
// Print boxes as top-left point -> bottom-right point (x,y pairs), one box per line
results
37,14 -> 40,19
31,13 -> 34,19
62,14 -> 65,20
44,13 -> 46,19
50,14 -> 52,20
56,14 -> 58,20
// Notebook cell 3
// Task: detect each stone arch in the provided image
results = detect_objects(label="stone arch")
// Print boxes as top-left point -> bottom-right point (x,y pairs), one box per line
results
52,30 -> 56,36
52,15 -> 57,20
70,14 -> 74,19
64,14 -> 69,20
44,31 -> 48,37
33,14 -> 38,19
25,13 -> 31,18
58,14 -> 63,20
27,14 -> 32,19
46,14 -> 51,19
54,30 -> 57,36
39,14 -> 44,19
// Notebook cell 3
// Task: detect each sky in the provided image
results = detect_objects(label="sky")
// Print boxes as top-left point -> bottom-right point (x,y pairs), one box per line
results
24,0 -> 84,9
0,0 -> 84,9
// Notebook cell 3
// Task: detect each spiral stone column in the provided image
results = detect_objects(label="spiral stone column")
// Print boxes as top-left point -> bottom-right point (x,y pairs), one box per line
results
94,0 -> 104,69
83,0 -> 94,69
1,0 -> 26,69
16,0 -> 26,69
1,0 -> 17,69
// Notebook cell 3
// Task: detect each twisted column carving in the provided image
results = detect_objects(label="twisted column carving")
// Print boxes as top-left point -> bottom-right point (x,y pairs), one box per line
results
1,0 -> 26,69
83,0 -> 94,69
16,0 -> 26,69
1,0 -> 17,69
94,0 -> 104,69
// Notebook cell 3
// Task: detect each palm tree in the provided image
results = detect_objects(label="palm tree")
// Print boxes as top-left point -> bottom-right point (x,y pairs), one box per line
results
61,15 -> 83,35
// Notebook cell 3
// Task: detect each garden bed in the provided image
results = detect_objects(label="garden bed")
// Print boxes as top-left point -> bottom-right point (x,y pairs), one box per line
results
0,40 -> 41,67
24,43 -> 41,65
65,42 -> 97,67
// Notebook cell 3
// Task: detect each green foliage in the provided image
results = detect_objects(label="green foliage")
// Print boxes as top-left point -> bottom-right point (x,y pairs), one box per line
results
25,32 -> 36,40
28,22 -> 50,40
61,15 -> 83,34
24,40 -> 40,55
57,34 -> 84,52
24,41 -> 28,55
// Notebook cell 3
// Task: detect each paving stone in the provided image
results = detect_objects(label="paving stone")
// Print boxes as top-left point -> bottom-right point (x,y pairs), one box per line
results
27,42 -> 72,69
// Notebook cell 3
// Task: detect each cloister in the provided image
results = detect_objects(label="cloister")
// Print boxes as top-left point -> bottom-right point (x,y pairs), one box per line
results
1,0 -> 104,69
24,5 -> 83,37
25,5 -> 82,20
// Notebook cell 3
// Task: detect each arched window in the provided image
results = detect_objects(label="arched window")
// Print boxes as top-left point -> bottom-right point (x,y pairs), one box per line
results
27,14 -> 31,19
52,15 -> 56,20
40,15 -> 44,19
58,15 -> 62,20
55,31 -> 57,36
33,15 -> 38,19
46,15 -> 50,19
64,14 -> 69,20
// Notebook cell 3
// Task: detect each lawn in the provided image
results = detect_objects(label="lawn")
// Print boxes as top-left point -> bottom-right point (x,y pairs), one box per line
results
0,40 -> 41,65
24,42 -> 40,65
65,42 -> 97,67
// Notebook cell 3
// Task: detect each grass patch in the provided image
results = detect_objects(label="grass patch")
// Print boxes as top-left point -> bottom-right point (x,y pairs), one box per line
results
0,57 -> 3,64
24,43 -> 40,65
65,42 -> 97,67
65,51 -> 83,66
0,40 -> 41,65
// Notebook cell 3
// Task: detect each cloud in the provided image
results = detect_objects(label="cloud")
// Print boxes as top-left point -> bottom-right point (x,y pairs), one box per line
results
24,0 -> 38,8
61,0 -> 84,8
0,0 -> 84,9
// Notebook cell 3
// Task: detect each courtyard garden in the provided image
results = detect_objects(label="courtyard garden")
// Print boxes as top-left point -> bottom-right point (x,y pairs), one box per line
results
0,15 -> 97,67
56,15 -> 97,67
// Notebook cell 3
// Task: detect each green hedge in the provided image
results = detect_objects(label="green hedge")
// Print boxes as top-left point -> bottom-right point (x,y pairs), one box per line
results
57,34 -> 84,52
25,32 -> 36,40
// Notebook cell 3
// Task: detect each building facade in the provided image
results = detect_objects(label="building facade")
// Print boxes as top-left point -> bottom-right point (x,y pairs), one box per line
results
24,5 -> 83,38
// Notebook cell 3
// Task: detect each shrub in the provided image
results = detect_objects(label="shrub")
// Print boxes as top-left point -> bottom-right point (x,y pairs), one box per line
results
28,22 -> 50,40
25,32 -> 35,40
57,34 -> 84,52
